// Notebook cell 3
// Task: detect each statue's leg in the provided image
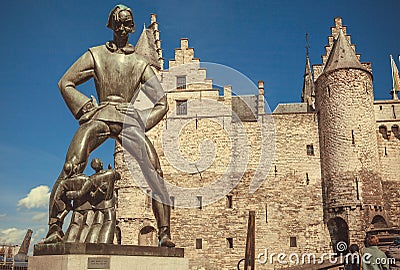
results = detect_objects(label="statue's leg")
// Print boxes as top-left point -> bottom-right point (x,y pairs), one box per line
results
144,136 -> 175,248
120,125 -> 175,247
98,208 -> 116,244
85,210 -> 104,243
77,209 -> 95,243
64,211 -> 84,242
46,120 -> 110,243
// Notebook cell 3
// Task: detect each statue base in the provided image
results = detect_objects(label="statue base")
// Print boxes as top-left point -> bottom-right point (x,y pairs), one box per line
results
29,243 -> 188,270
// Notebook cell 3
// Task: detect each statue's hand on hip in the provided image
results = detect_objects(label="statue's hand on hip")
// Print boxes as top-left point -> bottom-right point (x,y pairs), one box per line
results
78,99 -> 98,125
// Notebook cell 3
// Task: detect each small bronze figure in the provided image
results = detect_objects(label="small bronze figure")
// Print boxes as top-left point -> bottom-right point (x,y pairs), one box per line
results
45,4 -> 174,247
66,159 -> 120,244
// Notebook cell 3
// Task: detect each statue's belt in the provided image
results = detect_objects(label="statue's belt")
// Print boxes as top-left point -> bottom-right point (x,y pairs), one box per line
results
80,102 -> 142,125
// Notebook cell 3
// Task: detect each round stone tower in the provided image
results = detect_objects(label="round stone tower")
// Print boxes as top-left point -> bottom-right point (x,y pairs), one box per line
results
315,23 -> 386,248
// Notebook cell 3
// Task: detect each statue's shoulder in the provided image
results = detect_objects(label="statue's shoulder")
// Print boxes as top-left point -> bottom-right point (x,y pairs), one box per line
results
88,44 -> 107,55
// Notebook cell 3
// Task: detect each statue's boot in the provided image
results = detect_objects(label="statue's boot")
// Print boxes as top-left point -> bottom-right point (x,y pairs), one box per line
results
43,221 -> 64,244
44,197 -> 69,244
152,198 -> 175,247
159,226 -> 175,248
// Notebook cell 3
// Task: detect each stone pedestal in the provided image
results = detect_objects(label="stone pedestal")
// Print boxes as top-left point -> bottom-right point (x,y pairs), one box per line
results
29,243 -> 188,270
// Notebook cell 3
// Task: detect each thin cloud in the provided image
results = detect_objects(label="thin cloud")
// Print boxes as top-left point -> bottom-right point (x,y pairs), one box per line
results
32,212 -> 47,222
0,228 -> 27,245
17,186 -> 50,209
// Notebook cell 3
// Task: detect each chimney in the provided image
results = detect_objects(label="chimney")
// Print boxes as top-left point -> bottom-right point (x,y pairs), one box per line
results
180,38 -> 189,49
258,80 -> 265,115
223,85 -> 232,107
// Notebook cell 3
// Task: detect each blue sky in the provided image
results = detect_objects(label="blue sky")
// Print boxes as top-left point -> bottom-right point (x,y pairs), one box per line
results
0,0 -> 399,247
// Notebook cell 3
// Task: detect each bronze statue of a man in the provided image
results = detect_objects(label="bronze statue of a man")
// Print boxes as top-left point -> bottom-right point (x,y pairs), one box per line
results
45,4 -> 174,247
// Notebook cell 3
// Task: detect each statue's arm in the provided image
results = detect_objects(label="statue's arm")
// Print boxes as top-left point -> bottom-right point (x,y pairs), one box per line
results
141,65 -> 169,132
58,51 -> 95,119
66,178 -> 93,200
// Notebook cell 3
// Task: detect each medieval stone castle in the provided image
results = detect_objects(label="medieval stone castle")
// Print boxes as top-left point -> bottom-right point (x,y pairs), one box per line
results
114,15 -> 400,269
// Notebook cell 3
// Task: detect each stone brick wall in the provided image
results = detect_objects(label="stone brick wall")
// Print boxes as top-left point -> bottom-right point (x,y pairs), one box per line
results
374,101 -> 400,228
116,106 -> 332,269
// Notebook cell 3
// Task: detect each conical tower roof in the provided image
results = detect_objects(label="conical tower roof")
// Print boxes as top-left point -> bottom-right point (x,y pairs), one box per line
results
135,25 -> 161,69
323,29 -> 367,74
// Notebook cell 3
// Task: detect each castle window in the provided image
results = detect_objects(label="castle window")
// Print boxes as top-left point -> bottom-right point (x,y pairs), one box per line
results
265,204 -> 268,223
379,125 -> 388,140
392,125 -> 400,139
226,195 -> 233,208
176,76 -> 186,90
351,130 -> 355,145
355,177 -> 360,200
384,147 -> 388,156
306,144 -> 314,156
379,105 -> 382,110
115,189 -> 119,208
176,100 -> 187,115
306,173 -> 310,185
227,238 -> 234,248
116,226 -> 122,245
392,105 -> 396,119
196,239 -> 203,249
274,165 -> 278,177
146,189 -> 151,208
290,237 -> 297,247
170,196 -> 175,210
197,196 -> 203,209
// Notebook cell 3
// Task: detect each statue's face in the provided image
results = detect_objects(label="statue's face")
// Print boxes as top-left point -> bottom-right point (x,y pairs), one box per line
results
114,10 -> 134,37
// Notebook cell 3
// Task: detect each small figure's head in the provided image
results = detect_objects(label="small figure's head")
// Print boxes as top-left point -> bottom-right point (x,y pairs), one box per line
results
107,4 -> 135,37
349,244 -> 359,254
91,158 -> 104,173
365,235 -> 379,247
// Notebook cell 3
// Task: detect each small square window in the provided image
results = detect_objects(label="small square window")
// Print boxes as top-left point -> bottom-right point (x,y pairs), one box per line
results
306,144 -> 314,156
176,100 -> 187,115
227,238 -> 234,248
196,238 -> 202,249
290,236 -> 297,247
177,76 -> 186,90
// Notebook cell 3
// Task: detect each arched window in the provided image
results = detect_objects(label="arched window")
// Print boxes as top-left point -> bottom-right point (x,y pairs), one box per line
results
379,125 -> 388,140
371,215 -> 388,228
392,125 -> 400,139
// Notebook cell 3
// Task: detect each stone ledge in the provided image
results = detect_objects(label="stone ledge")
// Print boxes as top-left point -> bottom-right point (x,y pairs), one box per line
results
33,243 -> 184,257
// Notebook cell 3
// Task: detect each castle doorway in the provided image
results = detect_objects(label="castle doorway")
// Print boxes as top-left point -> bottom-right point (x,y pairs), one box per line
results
115,226 -> 122,244
371,215 -> 388,228
327,217 -> 349,254
138,226 -> 158,246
